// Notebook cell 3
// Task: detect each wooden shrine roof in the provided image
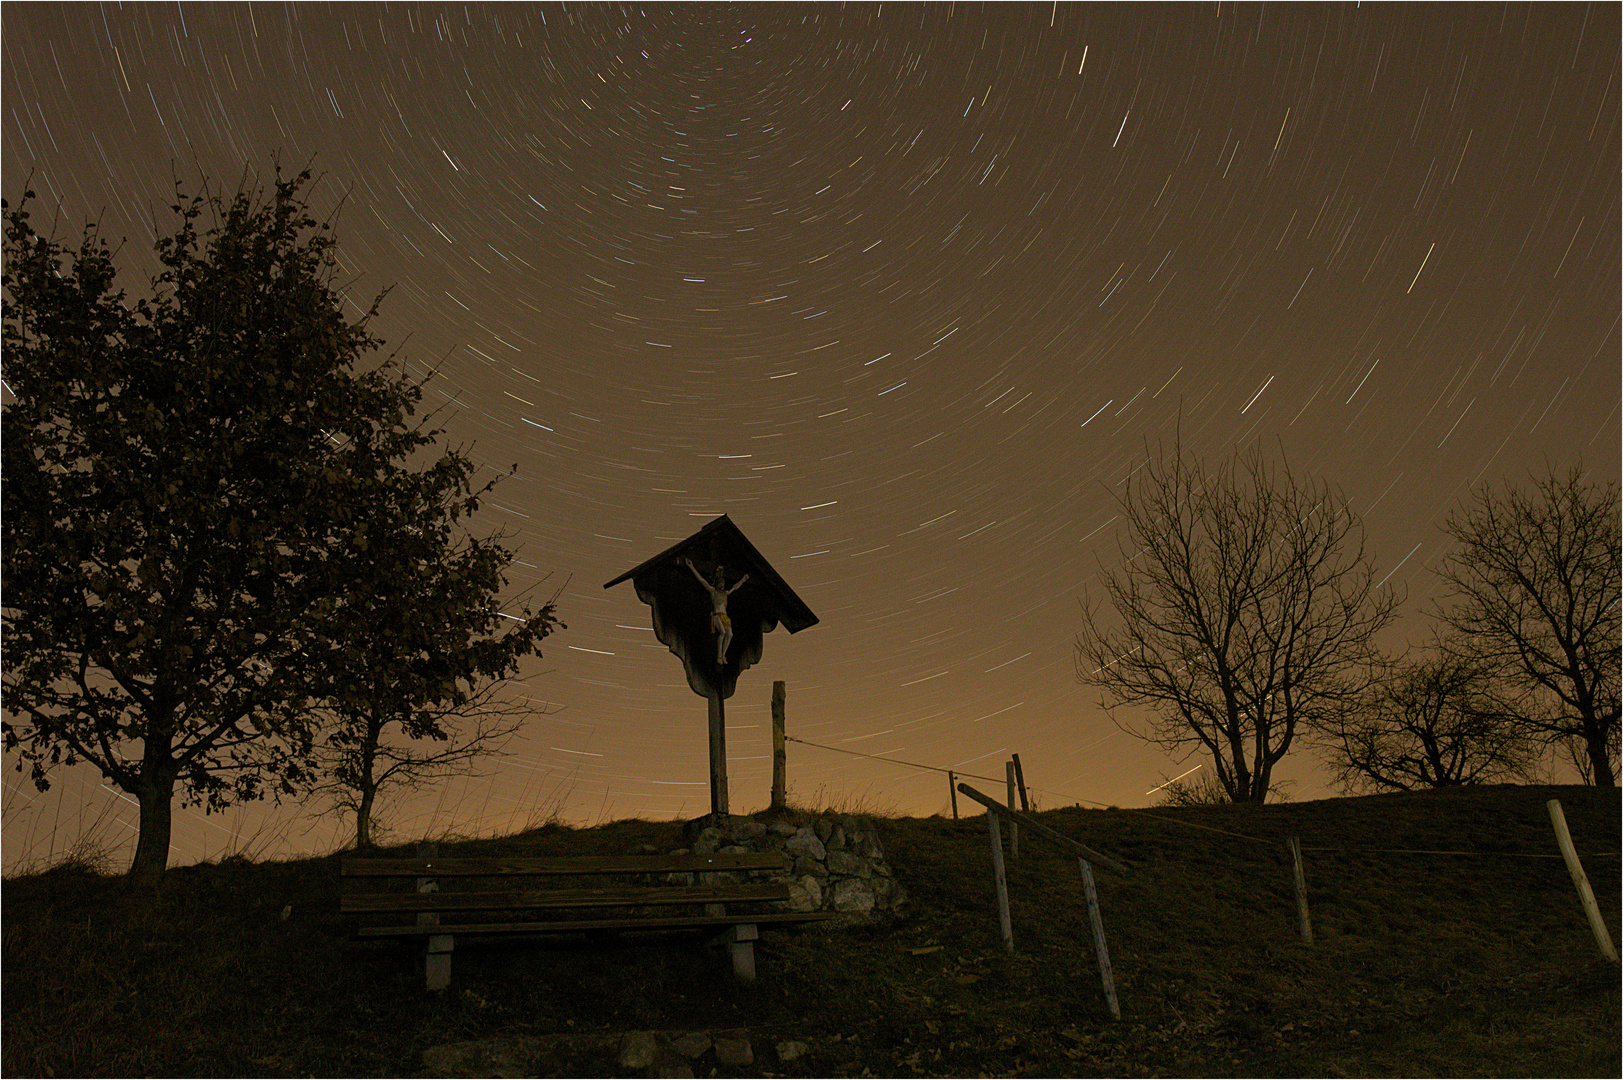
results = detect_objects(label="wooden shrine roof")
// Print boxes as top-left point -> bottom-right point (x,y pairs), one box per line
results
603,514 -> 818,634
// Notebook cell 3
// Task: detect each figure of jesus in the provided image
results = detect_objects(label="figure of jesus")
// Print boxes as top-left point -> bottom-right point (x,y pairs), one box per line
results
684,557 -> 749,665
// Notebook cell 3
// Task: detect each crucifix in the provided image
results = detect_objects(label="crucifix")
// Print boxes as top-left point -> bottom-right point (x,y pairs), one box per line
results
683,557 -> 749,665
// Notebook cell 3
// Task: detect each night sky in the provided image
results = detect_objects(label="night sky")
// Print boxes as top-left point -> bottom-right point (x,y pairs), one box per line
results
3,3 -> 1618,869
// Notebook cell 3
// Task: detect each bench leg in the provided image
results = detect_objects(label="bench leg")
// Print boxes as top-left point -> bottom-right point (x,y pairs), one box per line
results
416,853 -> 451,992
426,934 -> 454,991
728,924 -> 758,982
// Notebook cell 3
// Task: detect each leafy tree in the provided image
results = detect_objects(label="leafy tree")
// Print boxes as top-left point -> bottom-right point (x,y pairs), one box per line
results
1076,443 -> 1398,803
1,169 -> 551,883
1318,645 -> 1539,792
1436,464 -> 1620,785
306,447 -> 558,850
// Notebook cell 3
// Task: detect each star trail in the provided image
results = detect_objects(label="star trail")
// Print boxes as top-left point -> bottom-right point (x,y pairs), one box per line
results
3,3 -> 1618,868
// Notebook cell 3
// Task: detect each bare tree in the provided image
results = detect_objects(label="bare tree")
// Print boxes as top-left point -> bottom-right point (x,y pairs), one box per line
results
1318,645 -> 1539,793
1555,729 -> 1619,786
1076,443 -> 1399,803
1436,464 -> 1620,786
309,679 -> 533,850
1154,769 -> 1233,808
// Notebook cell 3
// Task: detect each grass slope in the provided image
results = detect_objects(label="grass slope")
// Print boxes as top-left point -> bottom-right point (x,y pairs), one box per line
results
4,785 -> 1618,1077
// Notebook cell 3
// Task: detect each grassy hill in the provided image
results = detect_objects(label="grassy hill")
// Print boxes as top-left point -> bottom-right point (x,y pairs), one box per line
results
4,784 -> 1618,1077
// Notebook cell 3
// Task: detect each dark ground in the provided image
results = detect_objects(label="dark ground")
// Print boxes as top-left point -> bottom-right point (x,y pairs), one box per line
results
4,784 -> 1618,1077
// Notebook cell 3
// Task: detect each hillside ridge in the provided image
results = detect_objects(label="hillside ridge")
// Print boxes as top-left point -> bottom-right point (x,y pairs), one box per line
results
4,784 -> 1618,1077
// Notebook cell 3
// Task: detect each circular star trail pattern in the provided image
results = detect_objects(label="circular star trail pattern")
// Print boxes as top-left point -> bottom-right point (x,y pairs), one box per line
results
3,4 -> 1617,865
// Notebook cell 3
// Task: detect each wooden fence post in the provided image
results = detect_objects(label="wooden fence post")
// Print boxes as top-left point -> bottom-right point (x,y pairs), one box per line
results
771,681 -> 787,810
1006,760 -> 1020,859
955,782 -> 1130,876
1012,753 -> 1030,812
987,808 -> 1014,952
1547,799 -> 1619,962
948,771 -> 959,820
1079,859 -> 1120,1020
1287,837 -> 1313,944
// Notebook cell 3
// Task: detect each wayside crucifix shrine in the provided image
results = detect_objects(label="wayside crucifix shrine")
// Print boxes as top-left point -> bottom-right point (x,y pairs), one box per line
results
605,516 -> 818,818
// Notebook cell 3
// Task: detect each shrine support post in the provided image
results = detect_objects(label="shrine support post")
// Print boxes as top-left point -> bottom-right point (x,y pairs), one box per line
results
708,690 -> 729,816
771,681 -> 787,810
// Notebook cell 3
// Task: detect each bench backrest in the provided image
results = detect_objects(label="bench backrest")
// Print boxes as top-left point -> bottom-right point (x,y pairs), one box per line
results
341,851 -> 789,879
340,851 -> 795,919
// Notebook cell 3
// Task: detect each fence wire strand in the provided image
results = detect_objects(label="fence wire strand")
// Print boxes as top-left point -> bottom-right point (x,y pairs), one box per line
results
782,733 -> 1620,860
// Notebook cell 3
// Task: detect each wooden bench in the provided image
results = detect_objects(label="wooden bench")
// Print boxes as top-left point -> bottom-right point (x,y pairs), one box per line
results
341,845 -> 837,989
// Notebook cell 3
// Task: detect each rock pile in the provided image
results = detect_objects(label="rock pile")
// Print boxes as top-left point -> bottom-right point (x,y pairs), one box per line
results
673,812 -> 905,916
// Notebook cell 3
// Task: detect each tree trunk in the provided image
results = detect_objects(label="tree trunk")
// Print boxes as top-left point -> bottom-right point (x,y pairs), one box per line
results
1224,719 -> 1251,803
1250,739 -> 1269,803
356,779 -> 377,850
1586,726 -> 1616,787
127,724 -> 178,886
353,706 -> 384,849
127,773 -> 176,886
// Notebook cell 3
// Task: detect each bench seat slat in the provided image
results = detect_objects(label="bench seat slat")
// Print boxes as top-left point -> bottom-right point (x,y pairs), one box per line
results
342,852 -> 788,878
355,910 -> 842,938
342,882 -> 790,915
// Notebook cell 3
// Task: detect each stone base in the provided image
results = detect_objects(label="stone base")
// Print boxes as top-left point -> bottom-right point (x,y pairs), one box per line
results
674,811 -> 905,916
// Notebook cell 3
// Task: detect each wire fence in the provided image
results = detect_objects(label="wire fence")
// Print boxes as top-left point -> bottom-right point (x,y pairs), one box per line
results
783,732 -> 1622,860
